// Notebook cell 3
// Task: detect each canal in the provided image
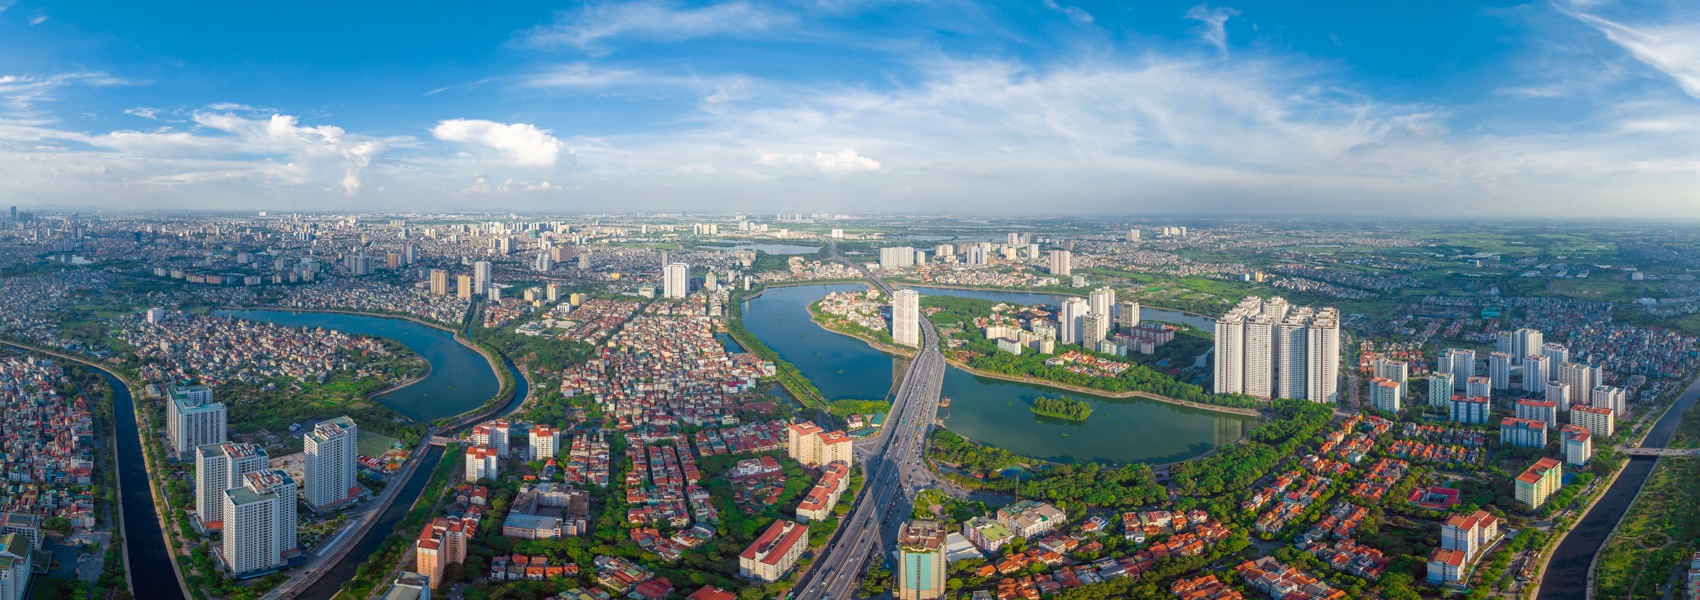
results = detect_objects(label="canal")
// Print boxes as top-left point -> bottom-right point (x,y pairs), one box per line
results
742,284 -> 1252,464
1538,375 -> 1700,599
104,369 -> 187,600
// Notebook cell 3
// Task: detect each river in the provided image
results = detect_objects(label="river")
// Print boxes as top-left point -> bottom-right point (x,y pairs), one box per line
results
742,284 -> 1252,464
1537,376 -> 1700,600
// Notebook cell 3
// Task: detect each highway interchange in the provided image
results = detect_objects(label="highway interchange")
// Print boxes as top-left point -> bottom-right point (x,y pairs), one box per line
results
792,243 -> 949,600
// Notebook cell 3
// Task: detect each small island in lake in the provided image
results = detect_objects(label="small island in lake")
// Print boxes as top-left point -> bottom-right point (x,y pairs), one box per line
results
1030,396 -> 1093,421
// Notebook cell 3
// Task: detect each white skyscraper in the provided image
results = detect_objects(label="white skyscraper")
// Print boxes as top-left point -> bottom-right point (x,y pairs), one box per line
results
1590,385 -> 1627,417
1243,315 -> 1276,398
1306,308 -> 1341,403
1443,349 -> 1477,390
1213,310 -> 1247,395
892,289 -> 920,347
304,416 -> 359,512
473,260 -> 492,294
1049,250 -> 1072,276
1088,288 -> 1114,321
168,385 -> 227,456
1488,352 -> 1512,390
195,443 -> 268,531
1373,357 -> 1409,385
664,262 -> 689,299
222,470 -> 298,577
1428,373 -> 1454,407
1087,288 -> 1114,341
1060,297 -> 1090,347
1114,300 -> 1140,332
1277,313 -> 1310,400
1541,343 -> 1569,371
1082,314 -> 1106,348
1557,362 -> 1593,405
1513,328 -> 1543,364
534,252 -> 553,273
1523,354 -> 1550,394
1370,378 -> 1403,413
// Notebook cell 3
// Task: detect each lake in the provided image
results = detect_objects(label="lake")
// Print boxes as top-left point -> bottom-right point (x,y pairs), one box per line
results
742,284 -> 1251,464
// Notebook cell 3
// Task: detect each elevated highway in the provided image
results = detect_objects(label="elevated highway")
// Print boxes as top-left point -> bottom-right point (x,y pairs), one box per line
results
792,242 -> 948,600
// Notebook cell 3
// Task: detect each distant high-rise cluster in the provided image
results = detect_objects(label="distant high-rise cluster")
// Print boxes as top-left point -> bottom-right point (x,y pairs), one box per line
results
879,246 -> 917,269
1213,296 -> 1340,402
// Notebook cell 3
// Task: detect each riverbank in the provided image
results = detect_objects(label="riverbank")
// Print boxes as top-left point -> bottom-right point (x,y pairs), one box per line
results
727,290 -> 833,412
1576,374 -> 1700,599
1532,371 -> 1700,599
0,339 -> 190,600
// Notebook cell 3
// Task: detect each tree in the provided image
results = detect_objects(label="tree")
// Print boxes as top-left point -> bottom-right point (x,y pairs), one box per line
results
42,517 -> 73,536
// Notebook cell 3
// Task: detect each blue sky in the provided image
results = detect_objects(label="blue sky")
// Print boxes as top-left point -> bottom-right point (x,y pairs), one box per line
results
1,0 -> 1697,215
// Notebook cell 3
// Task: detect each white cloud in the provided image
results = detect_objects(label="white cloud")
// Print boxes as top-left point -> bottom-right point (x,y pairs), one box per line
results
757,149 -> 882,172
124,107 -> 160,119
1184,4 -> 1240,60
1568,9 -> 1700,98
0,72 -> 128,119
432,119 -> 567,167
28,14 -> 44,25
520,1 -> 794,51
187,112 -> 388,194
1042,0 -> 1093,24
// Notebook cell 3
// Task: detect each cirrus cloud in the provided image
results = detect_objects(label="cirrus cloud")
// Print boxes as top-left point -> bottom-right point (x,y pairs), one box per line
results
520,0 -> 794,51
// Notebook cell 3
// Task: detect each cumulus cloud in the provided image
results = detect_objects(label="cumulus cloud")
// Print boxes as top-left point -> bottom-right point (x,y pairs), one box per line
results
520,1 -> 794,51
432,119 -> 567,167
190,112 -> 387,194
124,107 -> 160,119
1184,4 -> 1240,60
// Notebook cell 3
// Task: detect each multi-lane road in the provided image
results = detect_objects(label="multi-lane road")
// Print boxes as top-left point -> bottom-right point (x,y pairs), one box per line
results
792,243 -> 948,600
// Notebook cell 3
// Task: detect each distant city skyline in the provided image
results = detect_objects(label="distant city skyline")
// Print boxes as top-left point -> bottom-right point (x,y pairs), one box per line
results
1,1 -> 1698,216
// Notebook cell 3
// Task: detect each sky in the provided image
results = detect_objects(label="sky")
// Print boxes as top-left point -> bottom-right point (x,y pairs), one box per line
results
1,0 -> 1698,216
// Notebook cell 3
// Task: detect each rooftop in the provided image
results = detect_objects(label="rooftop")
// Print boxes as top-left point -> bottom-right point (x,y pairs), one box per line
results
898,520 -> 946,552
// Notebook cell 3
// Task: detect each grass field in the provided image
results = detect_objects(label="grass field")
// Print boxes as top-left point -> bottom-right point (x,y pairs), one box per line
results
1592,457 -> 1700,599
357,430 -> 403,457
